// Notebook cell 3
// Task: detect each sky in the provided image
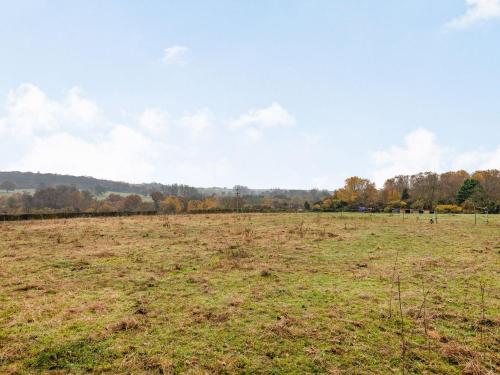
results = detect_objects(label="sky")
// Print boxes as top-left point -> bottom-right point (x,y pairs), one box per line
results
0,0 -> 499,189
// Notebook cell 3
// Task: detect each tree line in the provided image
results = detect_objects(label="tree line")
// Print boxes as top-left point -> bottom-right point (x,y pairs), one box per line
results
0,169 -> 499,215
315,170 -> 499,213
0,186 -> 321,215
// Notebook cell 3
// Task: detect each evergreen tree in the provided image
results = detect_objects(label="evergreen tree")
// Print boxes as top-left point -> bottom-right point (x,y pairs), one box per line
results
401,188 -> 410,201
456,179 -> 481,204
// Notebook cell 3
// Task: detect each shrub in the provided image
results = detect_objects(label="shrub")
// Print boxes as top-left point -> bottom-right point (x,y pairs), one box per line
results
385,200 -> 407,210
436,204 -> 463,213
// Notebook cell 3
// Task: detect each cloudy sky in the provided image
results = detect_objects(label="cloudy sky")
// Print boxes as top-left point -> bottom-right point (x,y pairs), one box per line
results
0,1 -> 499,189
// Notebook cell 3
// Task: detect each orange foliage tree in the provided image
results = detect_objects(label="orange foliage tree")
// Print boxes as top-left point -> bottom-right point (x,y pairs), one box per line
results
335,176 -> 378,208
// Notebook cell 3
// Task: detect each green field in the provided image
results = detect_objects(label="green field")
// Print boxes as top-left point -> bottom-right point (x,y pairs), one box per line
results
0,213 -> 498,374
96,191 -> 152,202
0,189 -> 35,197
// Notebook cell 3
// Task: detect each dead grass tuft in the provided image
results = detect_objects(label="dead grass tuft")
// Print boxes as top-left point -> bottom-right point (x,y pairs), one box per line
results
92,250 -> 116,258
192,307 -> 230,324
441,341 -> 473,365
108,317 -> 141,333
462,359 -> 488,375
268,314 -> 300,338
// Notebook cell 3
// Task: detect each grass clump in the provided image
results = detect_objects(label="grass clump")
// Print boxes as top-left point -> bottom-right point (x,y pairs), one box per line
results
28,339 -> 113,371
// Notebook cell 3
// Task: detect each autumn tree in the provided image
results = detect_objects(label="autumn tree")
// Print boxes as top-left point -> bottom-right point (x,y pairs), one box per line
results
472,170 -> 500,202
187,200 -> 202,212
201,196 -> 219,210
381,175 -> 410,206
319,197 -> 343,211
383,179 -> 404,204
438,170 -> 469,204
28,185 -> 97,212
161,196 -> 184,214
335,176 -> 378,208
150,191 -> 164,211
97,200 -> 115,212
410,172 -> 439,210
80,191 -> 94,211
100,193 -> 121,211
122,194 -> 142,211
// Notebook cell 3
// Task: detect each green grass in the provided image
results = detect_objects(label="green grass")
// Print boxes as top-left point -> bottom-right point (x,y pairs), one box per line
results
0,189 -> 35,197
0,213 -> 498,374
28,339 -> 114,371
96,191 -> 152,202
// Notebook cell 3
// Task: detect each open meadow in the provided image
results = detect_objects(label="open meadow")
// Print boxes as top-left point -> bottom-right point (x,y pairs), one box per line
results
0,213 -> 499,374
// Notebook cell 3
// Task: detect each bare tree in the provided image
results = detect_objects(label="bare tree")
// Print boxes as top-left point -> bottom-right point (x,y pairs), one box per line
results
0,181 -> 16,193
410,172 -> 439,210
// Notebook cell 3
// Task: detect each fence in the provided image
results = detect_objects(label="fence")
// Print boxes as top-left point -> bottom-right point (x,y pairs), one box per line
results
0,207 -> 293,222
0,211 -> 158,222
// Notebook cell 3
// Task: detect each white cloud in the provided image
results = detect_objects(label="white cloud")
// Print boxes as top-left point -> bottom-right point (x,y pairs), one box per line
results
179,108 -> 213,136
2,84 -> 60,135
0,84 -> 155,182
17,126 -> 157,182
371,128 -> 500,186
0,84 -> 101,136
228,102 -> 295,140
446,0 -> 500,29
1,84 -> 498,189
371,128 -> 446,186
64,87 -> 100,124
162,45 -> 189,65
311,176 -> 329,190
138,108 -> 170,135
171,158 -> 234,186
244,127 -> 263,141
0,84 -> 223,183
229,102 -> 295,129
452,147 -> 500,170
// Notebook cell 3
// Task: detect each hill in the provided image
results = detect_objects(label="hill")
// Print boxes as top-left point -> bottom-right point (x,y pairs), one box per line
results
0,171 -> 137,193
0,171 -> 331,200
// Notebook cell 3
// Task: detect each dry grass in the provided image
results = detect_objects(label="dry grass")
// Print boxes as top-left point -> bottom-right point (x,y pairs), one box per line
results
0,212 -> 499,374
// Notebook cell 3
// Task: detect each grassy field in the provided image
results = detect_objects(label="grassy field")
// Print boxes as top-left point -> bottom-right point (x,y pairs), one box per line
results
96,191 -> 152,202
0,189 -> 35,197
0,213 -> 498,374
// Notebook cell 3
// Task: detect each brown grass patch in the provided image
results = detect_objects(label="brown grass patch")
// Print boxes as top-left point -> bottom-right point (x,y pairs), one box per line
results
108,317 -> 141,332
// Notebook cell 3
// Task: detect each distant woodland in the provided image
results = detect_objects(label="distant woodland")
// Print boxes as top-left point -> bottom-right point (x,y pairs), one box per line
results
0,170 -> 499,214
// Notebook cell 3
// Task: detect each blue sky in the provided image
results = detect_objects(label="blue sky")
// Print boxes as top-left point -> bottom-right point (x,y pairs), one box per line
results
0,0 -> 499,189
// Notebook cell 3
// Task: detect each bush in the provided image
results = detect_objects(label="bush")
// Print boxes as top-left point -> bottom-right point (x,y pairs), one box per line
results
385,200 -> 407,210
436,204 -> 463,213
